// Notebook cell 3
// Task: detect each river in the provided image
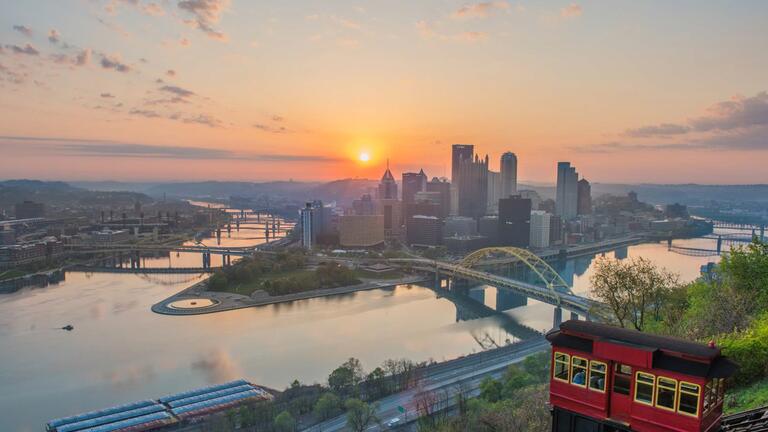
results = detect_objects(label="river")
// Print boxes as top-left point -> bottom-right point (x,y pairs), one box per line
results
0,219 -> 733,431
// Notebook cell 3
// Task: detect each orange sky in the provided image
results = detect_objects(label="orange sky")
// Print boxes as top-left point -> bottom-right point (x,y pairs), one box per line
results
1,1 -> 768,183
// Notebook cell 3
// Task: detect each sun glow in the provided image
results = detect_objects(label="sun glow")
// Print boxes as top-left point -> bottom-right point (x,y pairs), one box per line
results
359,152 -> 371,162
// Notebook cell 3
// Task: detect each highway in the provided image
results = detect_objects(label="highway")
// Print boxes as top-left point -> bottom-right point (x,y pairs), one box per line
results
303,337 -> 550,431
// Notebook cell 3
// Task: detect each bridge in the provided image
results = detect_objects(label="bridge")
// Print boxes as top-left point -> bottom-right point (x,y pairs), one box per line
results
393,247 -> 595,317
68,265 -> 215,274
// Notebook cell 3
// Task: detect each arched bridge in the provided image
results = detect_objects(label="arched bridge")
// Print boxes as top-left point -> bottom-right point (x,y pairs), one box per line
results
393,247 -> 594,317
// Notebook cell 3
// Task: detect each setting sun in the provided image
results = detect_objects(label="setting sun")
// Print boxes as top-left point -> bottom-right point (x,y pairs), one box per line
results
359,152 -> 371,162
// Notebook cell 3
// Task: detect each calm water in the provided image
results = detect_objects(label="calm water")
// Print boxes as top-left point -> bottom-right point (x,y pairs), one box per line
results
0,226 -> 729,431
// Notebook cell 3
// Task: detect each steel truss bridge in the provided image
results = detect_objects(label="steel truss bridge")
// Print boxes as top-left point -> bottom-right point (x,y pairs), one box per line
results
63,244 -> 256,256
394,247 -> 594,317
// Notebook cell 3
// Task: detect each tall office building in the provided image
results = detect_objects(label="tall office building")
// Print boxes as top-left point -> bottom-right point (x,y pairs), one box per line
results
530,210 -> 551,248
402,169 -> 427,204
457,154 -> 489,219
378,162 -> 398,200
426,177 -> 451,219
500,152 -> 518,198
352,194 -> 375,215
451,144 -> 474,182
487,170 -> 502,214
556,162 -> 579,220
577,178 -> 592,215
299,202 -> 314,249
451,144 -> 474,216
498,195 -> 531,247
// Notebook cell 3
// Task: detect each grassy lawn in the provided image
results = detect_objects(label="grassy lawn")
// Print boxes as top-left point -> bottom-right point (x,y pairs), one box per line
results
725,378 -> 768,414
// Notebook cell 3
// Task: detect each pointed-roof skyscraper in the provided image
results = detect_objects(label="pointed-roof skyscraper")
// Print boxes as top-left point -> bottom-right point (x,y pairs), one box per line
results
378,159 -> 398,200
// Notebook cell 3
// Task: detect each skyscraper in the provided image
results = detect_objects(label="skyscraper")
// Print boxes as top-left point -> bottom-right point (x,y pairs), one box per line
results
556,162 -> 579,220
500,152 -> 517,198
530,210 -> 551,248
402,169 -> 427,204
299,202 -> 314,249
458,154 -> 489,219
577,178 -> 592,215
378,161 -> 398,200
487,170 -> 502,214
498,195 -> 531,247
426,177 -> 451,219
451,144 -> 474,183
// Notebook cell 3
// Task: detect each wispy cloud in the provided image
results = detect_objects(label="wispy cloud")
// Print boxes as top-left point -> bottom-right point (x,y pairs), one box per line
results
48,29 -> 61,44
416,21 -> 488,43
624,123 -> 691,138
100,55 -> 132,72
160,84 -> 194,98
178,0 -> 230,41
12,25 -> 33,37
452,1 -> 510,19
561,3 -> 583,18
0,135 -> 342,162
4,44 -> 39,56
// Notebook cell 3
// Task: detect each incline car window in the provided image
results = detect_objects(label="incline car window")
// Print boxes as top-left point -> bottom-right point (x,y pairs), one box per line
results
635,372 -> 655,405
656,377 -> 678,411
679,382 -> 701,417
554,352 -> 570,382
571,357 -> 588,387
589,361 -> 607,392
613,364 -> 631,395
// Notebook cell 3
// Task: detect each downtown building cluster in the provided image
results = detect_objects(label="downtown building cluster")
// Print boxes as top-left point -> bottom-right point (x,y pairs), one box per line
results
299,144 -> 595,254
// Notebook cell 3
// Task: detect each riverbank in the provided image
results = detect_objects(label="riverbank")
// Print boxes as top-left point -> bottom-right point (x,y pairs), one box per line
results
151,273 -> 430,315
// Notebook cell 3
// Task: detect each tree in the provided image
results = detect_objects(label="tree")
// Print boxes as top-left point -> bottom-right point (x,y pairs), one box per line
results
313,392 -> 342,420
479,376 -> 503,403
345,398 -> 379,432
274,410 -> 296,432
719,240 -> 768,308
328,358 -> 365,393
366,367 -> 388,399
590,256 -> 679,330
501,365 -> 534,399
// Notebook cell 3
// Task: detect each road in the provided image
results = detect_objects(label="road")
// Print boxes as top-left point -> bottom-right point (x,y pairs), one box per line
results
303,337 -> 550,431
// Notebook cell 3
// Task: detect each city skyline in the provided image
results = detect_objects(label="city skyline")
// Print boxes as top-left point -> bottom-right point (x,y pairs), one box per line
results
2,1 -> 768,183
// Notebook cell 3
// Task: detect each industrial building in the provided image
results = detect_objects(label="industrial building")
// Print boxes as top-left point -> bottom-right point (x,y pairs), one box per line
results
46,380 -> 272,432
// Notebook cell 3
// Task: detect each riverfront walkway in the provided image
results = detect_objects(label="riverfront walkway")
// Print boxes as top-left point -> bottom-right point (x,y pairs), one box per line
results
151,275 -> 430,315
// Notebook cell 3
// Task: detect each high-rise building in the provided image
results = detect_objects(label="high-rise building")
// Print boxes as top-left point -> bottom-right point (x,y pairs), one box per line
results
556,162 -> 579,220
299,202 -> 314,249
451,144 -> 474,183
487,170 -> 502,214
518,189 -> 543,210
402,169 -> 427,204
500,152 -> 518,197
498,195 -> 531,247
406,215 -> 442,246
458,154 -> 489,219
549,215 -> 563,245
530,210 -> 551,248
577,178 -> 592,215
374,199 -> 402,240
339,215 -> 385,247
426,177 -> 451,219
352,194 -> 375,215
378,162 -> 398,200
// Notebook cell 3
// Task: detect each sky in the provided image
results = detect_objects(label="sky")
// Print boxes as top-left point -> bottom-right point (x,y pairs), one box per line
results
1,0 -> 767,184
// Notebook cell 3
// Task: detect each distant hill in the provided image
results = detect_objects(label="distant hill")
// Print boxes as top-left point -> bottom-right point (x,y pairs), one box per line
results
590,184 -> 768,205
0,180 -> 151,215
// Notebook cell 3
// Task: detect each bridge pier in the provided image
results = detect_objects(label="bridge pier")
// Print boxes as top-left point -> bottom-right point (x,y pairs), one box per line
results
553,306 -> 563,328
717,235 -> 723,255
570,311 -> 579,321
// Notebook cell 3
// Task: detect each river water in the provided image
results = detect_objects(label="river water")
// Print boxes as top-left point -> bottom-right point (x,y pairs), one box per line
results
0,218 -> 732,431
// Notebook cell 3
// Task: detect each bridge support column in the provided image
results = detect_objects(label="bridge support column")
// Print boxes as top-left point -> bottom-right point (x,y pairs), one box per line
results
717,236 -> 723,255
553,306 -> 563,328
570,311 -> 579,321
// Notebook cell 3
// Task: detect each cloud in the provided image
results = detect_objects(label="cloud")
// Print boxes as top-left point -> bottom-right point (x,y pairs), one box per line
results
142,2 -> 164,16
253,123 -> 288,134
272,115 -> 284,122
179,37 -> 191,46
76,49 -> 92,66
129,109 -> 162,118
182,113 -> 222,127
100,93 -> 115,98
416,21 -> 488,43
160,85 -> 194,98
5,44 -> 39,56
165,69 -> 176,77
452,1 -> 510,19
105,0 -> 165,16
13,25 -> 33,37
329,15 -> 362,30
48,29 -> 61,44
0,135 -> 343,162
178,0 -> 230,41
624,123 -> 691,138
561,3 -> 583,18
100,55 -> 131,72
690,91 -> 768,132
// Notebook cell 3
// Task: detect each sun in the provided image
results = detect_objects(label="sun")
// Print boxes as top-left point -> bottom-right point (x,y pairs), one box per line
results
358,152 -> 371,162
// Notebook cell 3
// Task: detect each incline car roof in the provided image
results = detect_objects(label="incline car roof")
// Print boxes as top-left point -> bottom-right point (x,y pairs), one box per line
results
557,320 -> 720,360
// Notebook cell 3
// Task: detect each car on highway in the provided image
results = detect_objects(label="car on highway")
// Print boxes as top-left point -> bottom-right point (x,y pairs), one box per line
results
385,417 -> 402,428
